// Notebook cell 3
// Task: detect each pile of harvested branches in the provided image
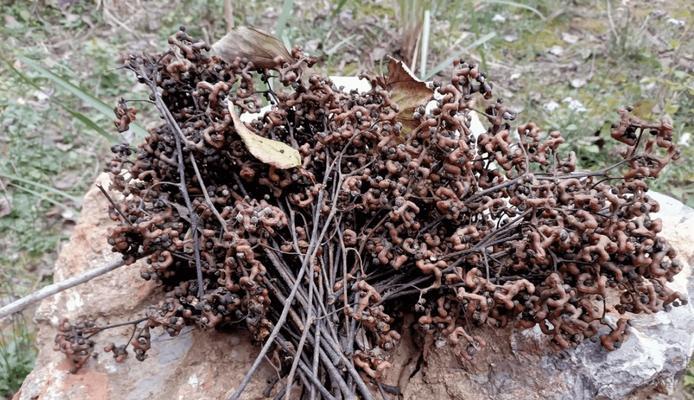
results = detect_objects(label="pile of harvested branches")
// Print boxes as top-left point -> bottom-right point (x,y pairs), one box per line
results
55,27 -> 686,399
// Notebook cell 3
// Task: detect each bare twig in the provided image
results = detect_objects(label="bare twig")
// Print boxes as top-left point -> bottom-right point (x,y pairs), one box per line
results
228,182 -> 331,400
96,183 -> 132,226
0,258 -> 124,319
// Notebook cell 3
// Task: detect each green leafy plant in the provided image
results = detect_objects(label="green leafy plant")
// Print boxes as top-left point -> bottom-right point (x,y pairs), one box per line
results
686,360 -> 694,397
0,321 -> 36,398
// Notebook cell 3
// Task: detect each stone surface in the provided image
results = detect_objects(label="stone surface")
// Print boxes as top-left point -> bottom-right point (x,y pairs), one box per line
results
15,175 -> 694,400
383,191 -> 694,400
14,174 -> 271,400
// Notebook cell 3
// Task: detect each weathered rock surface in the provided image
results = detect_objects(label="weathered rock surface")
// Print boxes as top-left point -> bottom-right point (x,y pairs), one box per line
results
385,190 -> 694,400
15,176 -> 694,400
14,174 -> 271,400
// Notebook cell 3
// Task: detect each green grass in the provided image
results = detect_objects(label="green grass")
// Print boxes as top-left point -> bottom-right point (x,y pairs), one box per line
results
0,59 -> 103,291
0,319 -> 36,399
440,0 -> 694,204
686,361 -> 694,397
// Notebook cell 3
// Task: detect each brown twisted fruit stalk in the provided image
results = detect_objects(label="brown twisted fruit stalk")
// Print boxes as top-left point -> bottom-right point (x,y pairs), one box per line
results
57,27 -> 684,396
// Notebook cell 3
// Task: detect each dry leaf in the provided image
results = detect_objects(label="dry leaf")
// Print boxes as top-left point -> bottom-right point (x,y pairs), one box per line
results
228,103 -> 301,169
386,56 -> 433,136
212,26 -> 293,69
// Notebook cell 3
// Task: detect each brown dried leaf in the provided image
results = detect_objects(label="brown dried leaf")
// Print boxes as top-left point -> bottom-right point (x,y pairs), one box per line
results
212,26 -> 293,69
386,57 -> 433,136
228,103 -> 301,169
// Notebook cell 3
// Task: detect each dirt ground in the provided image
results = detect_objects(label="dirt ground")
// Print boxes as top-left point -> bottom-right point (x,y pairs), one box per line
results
0,0 -> 692,398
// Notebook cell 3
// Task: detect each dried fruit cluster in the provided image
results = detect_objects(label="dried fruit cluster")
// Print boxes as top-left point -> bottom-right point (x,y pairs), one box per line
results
58,27 -> 685,399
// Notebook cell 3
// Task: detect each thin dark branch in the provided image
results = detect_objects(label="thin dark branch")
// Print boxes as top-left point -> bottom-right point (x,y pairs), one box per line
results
137,65 -> 204,299
96,183 -> 132,226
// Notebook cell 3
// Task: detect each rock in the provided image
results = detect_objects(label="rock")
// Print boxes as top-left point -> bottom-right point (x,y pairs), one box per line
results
544,100 -> 560,112
14,180 -> 693,398
383,191 -> 694,400
492,14 -> 506,23
561,32 -> 580,45
570,78 -> 587,88
562,96 -> 587,113
14,174 -> 271,400
16,175 -> 694,400
503,34 -> 518,43
548,45 -> 564,57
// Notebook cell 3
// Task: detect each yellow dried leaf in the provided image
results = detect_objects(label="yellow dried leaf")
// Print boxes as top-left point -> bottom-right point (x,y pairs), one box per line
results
386,57 -> 433,136
212,26 -> 293,69
228,103 -> 301,169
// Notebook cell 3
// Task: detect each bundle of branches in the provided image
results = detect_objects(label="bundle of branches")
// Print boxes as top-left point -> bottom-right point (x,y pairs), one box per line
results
54,27 -> 686,399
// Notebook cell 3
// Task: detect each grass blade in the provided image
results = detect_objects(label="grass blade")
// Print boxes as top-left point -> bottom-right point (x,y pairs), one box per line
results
18,56 -> 113,115
16,56 -> 147,140
425,32 -> 496,79
0,171 -> 81,204
7,182 -> 79,214
332,0 -> 349,16
64,109 -> 116,142
480,0 -> 545,20
4,59 -> 117,142
325,34 -> 356,56
276,0 -> 294,42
